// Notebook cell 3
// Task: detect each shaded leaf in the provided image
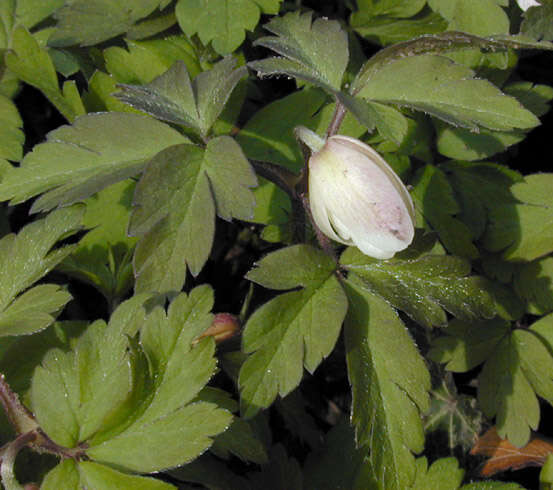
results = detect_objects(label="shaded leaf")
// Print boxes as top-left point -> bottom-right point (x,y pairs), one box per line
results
246,444 -> 303,490
410,457 -> 464,490
116,58 -> 247,137
130,138 -> 256,293
249,11 -> 348,91
514,256 -> 553,314
344,279 -> 430,490
483,173 -> 553,261
521,0 -> 553,41
0,112 -> 188,213
239,245 -> 347,418
0,207 -> 83,337
341,247 -> 495,328
176,0 -> 282,55
356,54 -> 539,131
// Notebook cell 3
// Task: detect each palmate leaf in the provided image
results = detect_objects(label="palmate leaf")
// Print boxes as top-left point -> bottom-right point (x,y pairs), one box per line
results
176,0 -> 282,55
340,247 -> 495,328
0,206 -> 83,337
355,54 -> 540,132
0,112 -> 188,213
115,57 -> 247,138
239,245 -> 347,418
482,173 -> 553,261
130,137 -> 256,293
48,0 -> 162,47
430,315 -> 553,447
343,279 -> 430,490
249,11 -> 349,92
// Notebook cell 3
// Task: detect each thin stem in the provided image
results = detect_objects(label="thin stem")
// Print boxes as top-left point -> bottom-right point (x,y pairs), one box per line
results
0,375 -> 38,435
0,432 -> 37,490
326,101 -> 347,138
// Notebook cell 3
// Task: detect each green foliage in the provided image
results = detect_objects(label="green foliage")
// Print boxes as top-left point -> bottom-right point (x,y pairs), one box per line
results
239,245 -> 347,417
344,279 -> 430,489
2,2 -> 553,488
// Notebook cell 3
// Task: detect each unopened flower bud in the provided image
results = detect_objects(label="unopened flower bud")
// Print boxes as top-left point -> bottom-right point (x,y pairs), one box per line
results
194,313 -> 240,344
516,0 -> 540,10
296,127 -> 415,259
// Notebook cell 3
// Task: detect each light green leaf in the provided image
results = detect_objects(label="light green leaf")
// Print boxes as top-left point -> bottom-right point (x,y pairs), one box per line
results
14,0 -> 64,30
353,0 -> 427,20
176,0 -> 283,55
341,247 -> 495,328
48,0 -> 161,47
429,0 -> 509,36
410,457 -> 464,490
104,36 -> 202,85
514,256 -> 553,314
0,95 -> 23,162
357,55 -> 540,131
0,206 -> 83,337
116,58 -> 247,137
0,112 -> 187,212
249,11 -> 348,91
239,245 -> 347,418
30,294 -> 150,447
343,280 -> 430,490
411,164 -> 479,258
5,26 -> 85,122
483,173 -> 553,261
79,461 -> 176,489
41,460 -> 80,490
130,138 -> 255,293
462,482 -> 523,490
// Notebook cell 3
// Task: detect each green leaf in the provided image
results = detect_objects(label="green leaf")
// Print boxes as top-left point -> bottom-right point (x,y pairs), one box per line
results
30,294 -> 151,447
431,315 -> 553,447
5,26 -> 85,122
521,0 -> 553,41
49,0 -> 162,47
411,164 -> 479,258
483,173 -> 553,261
176,0 -> 283,55
410,457 -> 464,490
341,247 -> 495,328
0,95 -> 23,162
41,460 -> 80,490
351,10 -> 448,46
461,483 -> 523,490
343,279 -> 430,490
514,256 -> 553,314
0,206 -> 83,337
0,112 -> 187,213
441,161 -> 522,241
14,0 -> 64,29
103,36 -> 202,86
249,11 -> 348,91
130,138 -> 256,293
356,54 -> 540,131
303,419 -> 367,490
58,180 -> 137,303
429,0 -> 509,36
79,461 -> 176,489
116,57 -> 247,137
239,244 -> 347,418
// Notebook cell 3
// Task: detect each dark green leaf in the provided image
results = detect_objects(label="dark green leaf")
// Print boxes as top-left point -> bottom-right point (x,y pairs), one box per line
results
116,58 -> 247,137
0,112 -> 188,212
514,257 -> 553,314
410,457 -> 464,490
250,11 -> 348,91
246,444 -> 303,490
0,206 -> 83,337
239,245 -> 347,418
0,95 -> 23,163
341,247 -> 495,327
411,164 -> 479,258
344,280 -> 430,490
521,0 -> 553,41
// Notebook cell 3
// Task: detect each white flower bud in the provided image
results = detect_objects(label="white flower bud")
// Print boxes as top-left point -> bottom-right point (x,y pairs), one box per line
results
297,127 -> 415,259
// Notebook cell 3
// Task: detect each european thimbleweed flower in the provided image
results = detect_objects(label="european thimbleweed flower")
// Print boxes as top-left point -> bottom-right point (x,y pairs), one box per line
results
296,127 -> 415,260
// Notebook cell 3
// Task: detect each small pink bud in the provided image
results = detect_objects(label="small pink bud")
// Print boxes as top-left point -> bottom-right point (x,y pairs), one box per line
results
195,313 -> 240,344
